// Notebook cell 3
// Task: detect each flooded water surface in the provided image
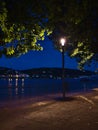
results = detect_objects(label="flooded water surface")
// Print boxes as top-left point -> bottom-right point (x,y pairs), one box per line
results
0,76 -> 98,101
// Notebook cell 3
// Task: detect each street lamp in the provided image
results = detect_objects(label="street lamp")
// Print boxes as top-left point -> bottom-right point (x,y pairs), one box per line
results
60,38 -> 66,99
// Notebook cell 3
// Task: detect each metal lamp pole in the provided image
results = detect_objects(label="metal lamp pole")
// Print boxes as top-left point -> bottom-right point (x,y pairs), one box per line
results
60,38 -> 66,99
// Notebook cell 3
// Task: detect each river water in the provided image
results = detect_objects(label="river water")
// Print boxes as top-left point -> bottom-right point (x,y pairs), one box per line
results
0,76 -> 98,101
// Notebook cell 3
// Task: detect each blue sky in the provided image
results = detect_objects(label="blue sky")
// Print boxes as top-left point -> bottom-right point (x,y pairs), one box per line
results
0,37 -> 96,71
0,37 -> 78,70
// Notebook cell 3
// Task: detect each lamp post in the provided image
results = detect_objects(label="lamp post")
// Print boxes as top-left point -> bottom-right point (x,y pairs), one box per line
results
60,38 -> 66,99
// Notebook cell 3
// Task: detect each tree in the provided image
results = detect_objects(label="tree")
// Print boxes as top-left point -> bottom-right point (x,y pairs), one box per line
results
0,0 -> 52,57
0,0 -> 98,69
47,0 -> 98,69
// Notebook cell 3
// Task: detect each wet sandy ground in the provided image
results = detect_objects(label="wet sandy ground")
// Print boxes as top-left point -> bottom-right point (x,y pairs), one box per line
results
0,90 -> 98,130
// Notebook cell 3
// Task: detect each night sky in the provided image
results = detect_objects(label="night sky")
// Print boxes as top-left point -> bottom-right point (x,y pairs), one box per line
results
0,37 -> 95,71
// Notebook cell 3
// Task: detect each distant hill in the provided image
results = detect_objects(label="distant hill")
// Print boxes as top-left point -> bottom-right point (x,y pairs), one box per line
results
21,68 -> 95,78
0,67 -> 30,78
0,67 -> 13,75
0,67 -> 21,76
0,67 -> 95,78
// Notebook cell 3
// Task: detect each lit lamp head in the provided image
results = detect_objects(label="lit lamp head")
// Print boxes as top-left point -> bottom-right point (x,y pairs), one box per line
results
60,38 -> 66,46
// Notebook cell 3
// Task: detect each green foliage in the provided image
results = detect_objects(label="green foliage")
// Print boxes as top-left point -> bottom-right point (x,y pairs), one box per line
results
0,0 -> 98,69
46,0 -> 98,69
0,0 -> 49,57
70,41 -> 94,69
6,46 -> 15,55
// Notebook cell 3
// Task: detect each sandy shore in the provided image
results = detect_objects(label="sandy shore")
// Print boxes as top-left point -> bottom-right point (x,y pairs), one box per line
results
0,90 -> 98,130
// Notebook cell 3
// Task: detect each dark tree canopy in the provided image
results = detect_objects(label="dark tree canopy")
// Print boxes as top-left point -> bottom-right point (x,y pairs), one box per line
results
0,0 -> 98,69
0,0 -> 51,57
47,0 -> 98,69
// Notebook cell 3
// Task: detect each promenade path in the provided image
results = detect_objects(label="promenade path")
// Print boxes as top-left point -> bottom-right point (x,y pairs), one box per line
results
0,90 -> 98,130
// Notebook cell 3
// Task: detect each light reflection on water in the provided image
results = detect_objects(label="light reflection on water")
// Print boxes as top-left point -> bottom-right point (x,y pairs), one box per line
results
0,77 -> 98,101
